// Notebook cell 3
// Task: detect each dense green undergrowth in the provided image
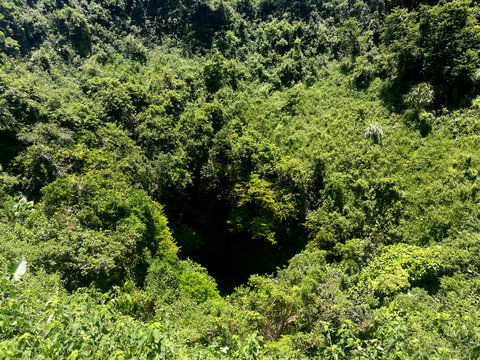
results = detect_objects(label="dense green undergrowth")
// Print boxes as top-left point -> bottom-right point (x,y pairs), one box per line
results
1,0 -> 480,358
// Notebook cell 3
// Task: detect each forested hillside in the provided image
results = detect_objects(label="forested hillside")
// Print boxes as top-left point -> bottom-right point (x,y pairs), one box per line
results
0,0 -> 479,358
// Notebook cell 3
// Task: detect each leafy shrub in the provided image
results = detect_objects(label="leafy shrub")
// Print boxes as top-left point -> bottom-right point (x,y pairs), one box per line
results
362,243 -> 446,297
364,123 -> 384,144
146,257 -> 220,305
404,83 -> 434,110
229,173 -> 297,244
35,170 -> 177,289
0,277 -> 178,359
3,193 -> 32,218
179,268 -> 221,303
52,7 -> 91,57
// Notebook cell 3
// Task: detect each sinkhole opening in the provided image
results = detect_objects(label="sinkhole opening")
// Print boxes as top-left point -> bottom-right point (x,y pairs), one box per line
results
171,209 -> 306,294
163,186 -> 309,294
182,233 -> 305,295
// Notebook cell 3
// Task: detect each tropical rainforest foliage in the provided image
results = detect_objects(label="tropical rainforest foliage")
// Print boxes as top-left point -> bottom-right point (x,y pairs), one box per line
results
0,0 -> 480,358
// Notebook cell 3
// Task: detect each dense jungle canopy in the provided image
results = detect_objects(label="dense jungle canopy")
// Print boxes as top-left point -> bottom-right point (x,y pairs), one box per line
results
0,0 -> 480,358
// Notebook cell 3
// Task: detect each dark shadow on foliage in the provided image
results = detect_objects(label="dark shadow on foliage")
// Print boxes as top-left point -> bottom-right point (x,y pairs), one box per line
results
0,131 -> 24,168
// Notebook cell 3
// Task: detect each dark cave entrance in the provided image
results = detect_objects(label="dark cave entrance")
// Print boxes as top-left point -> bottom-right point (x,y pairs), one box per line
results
180,230 -> 306,294
186,230 -> 304,295
170,192 -> 307,294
